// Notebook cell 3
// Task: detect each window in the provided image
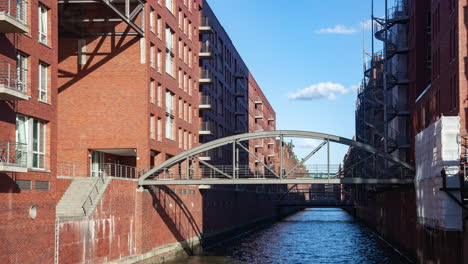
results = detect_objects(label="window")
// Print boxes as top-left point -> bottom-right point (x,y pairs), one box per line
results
165,26 -> 175,76
150,79 -> 155,104
150,7 -> 155,32
16,52 -> 28,93
157,49 -> 162,73
157,15 -> 162,39
150,43 -> 155,68
166,0 -> 174,13
188,77 -> 192,95
178,98 -> 183,119
178,128 -> 183,148
188,104 -> 192,123
38,62 -> 48,103
165,90 -> 174,139
150,114 -> 155,139
157,83 -> 162,106
157,117 -> 162,141
184,130 -> 188,150
16,115 -> 46,169
38,5 -> 48,44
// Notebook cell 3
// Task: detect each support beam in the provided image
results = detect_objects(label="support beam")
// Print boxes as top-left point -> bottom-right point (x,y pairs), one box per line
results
285,140 -> 327,177
101,0 -> 144,36
192,156 -> 232,179
277,184 -> 298,201
327,139 -> 330,182
232,141 -> 236,178
280,135 -> 284,179
237,142 -> 279,178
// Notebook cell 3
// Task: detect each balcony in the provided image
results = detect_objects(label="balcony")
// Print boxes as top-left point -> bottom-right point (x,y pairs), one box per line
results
199,69 -> 212,84
199,42 -> 212,59
0,0 -> 28,33
199,121 -> 214,135
255,114 -> 263,119
0,60 -> 29,101
199,17 -> 212,32
0,140 -> 27,173
199,95 -> 212,110
254,100 -> 263,105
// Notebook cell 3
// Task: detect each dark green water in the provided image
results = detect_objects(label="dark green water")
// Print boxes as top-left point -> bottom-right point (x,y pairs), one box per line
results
167,208 -> 413,264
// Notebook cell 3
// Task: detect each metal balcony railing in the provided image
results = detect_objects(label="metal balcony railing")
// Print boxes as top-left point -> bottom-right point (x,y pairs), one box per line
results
200,41 -> 212,53
387,0 -> 407,22
200,121 -> 215,132
0,60 -> 27,94
0,0 -> 28,25
200,17 -> 210,28
200,95 -> 211,105
57,162 -> 138,179
200,69 -> 212,80
0,140 -> 27,167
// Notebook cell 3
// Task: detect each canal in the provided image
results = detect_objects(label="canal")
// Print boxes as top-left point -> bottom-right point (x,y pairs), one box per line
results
168,208 -> 413,264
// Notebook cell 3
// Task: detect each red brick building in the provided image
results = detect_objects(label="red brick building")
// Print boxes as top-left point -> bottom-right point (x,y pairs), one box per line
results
0,0 -> 280,263
0,0 -> 58,262
248,73 -> 276,177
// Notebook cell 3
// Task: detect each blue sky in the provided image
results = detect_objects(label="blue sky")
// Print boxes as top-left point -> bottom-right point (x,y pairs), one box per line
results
207,0 -> 385,166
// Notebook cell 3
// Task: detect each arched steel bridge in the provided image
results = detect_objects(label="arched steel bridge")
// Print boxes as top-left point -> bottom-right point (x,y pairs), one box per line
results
139,130 -> 415,186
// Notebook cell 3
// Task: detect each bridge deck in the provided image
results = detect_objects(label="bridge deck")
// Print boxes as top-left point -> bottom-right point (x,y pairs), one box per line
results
140,177 -> 413,185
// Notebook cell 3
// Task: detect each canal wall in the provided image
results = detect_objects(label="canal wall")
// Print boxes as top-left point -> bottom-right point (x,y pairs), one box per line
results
352,186 -> 467,264
56,179 -> 282,264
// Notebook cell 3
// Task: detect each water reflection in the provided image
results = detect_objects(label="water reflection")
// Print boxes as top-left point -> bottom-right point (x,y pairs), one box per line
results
167,208 -> 412,264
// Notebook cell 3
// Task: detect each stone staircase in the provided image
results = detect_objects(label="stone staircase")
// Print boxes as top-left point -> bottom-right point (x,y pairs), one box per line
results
56,176 -> 111,218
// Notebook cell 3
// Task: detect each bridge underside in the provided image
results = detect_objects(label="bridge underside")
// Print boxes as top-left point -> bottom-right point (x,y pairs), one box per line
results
141,177 -> 413,185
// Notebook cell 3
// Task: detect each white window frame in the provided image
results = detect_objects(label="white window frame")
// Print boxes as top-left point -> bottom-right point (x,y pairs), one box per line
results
16,52 -> 28,93
150,7 -> 155,33
165,26 -> 175,76
38,4 -> 48,45
16,115 -> 46,170
38,62 -> 48,103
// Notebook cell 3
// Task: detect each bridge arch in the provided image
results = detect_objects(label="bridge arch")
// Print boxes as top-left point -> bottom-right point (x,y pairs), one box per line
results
138,130 -> 414,185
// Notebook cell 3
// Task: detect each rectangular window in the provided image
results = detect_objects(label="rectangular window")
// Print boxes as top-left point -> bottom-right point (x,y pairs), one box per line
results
150,79 -> 155,104
165,90 -> 174,139
183,72 -> 187,92
16,52 -> 28,93
38,5 -> 48,44
188,104 -> 192,123
78,39 -> 87,65
150,43 -> 155,68
178,128 -> 183,148
188,132 -> 192,149
157,83 -> 162,106
178,98 -> 183,119
16,115 -> 47,169
157,49 -> 162,73
188,49 -> 192,67
38,62 -> 48,103
165,26 -> 175,76
166,0 -> 174,13
157,117 -> 162,141
150,7 -> 155,32
188,21 -> 192,39
157,15 -> 162,39
188,77 -> 192,96
184,130 -> 188,150
32,119 -> 46,169
184,101 -> 188,121
178,39 -> 183,59
150,114 -> 155,139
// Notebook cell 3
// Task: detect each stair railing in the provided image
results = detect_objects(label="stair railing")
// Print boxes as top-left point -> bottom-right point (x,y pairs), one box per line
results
81,173 -> 107,216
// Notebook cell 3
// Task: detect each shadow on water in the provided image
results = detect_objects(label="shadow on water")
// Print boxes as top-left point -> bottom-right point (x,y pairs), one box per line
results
166,208 -> 414,264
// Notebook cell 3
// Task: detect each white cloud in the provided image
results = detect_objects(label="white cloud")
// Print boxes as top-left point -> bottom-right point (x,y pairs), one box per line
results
360,20 -> 372,31
289,82 -> 357,100
316,25 -> 357,34
295,139 -> 323,149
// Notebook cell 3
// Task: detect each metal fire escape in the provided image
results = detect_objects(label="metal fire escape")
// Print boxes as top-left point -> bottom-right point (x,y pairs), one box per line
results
58,0 -> 145,37
354,0 -> 410,180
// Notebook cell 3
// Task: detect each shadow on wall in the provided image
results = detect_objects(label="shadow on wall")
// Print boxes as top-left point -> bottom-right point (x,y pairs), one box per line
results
147,186 -> 202,256
0,173 -> 20,193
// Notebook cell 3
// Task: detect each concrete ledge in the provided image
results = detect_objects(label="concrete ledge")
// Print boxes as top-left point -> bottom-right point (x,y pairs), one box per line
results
107,236 -> 201,264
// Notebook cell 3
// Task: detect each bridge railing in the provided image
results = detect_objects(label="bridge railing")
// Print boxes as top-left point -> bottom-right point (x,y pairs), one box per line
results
58,162 -> 138,178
